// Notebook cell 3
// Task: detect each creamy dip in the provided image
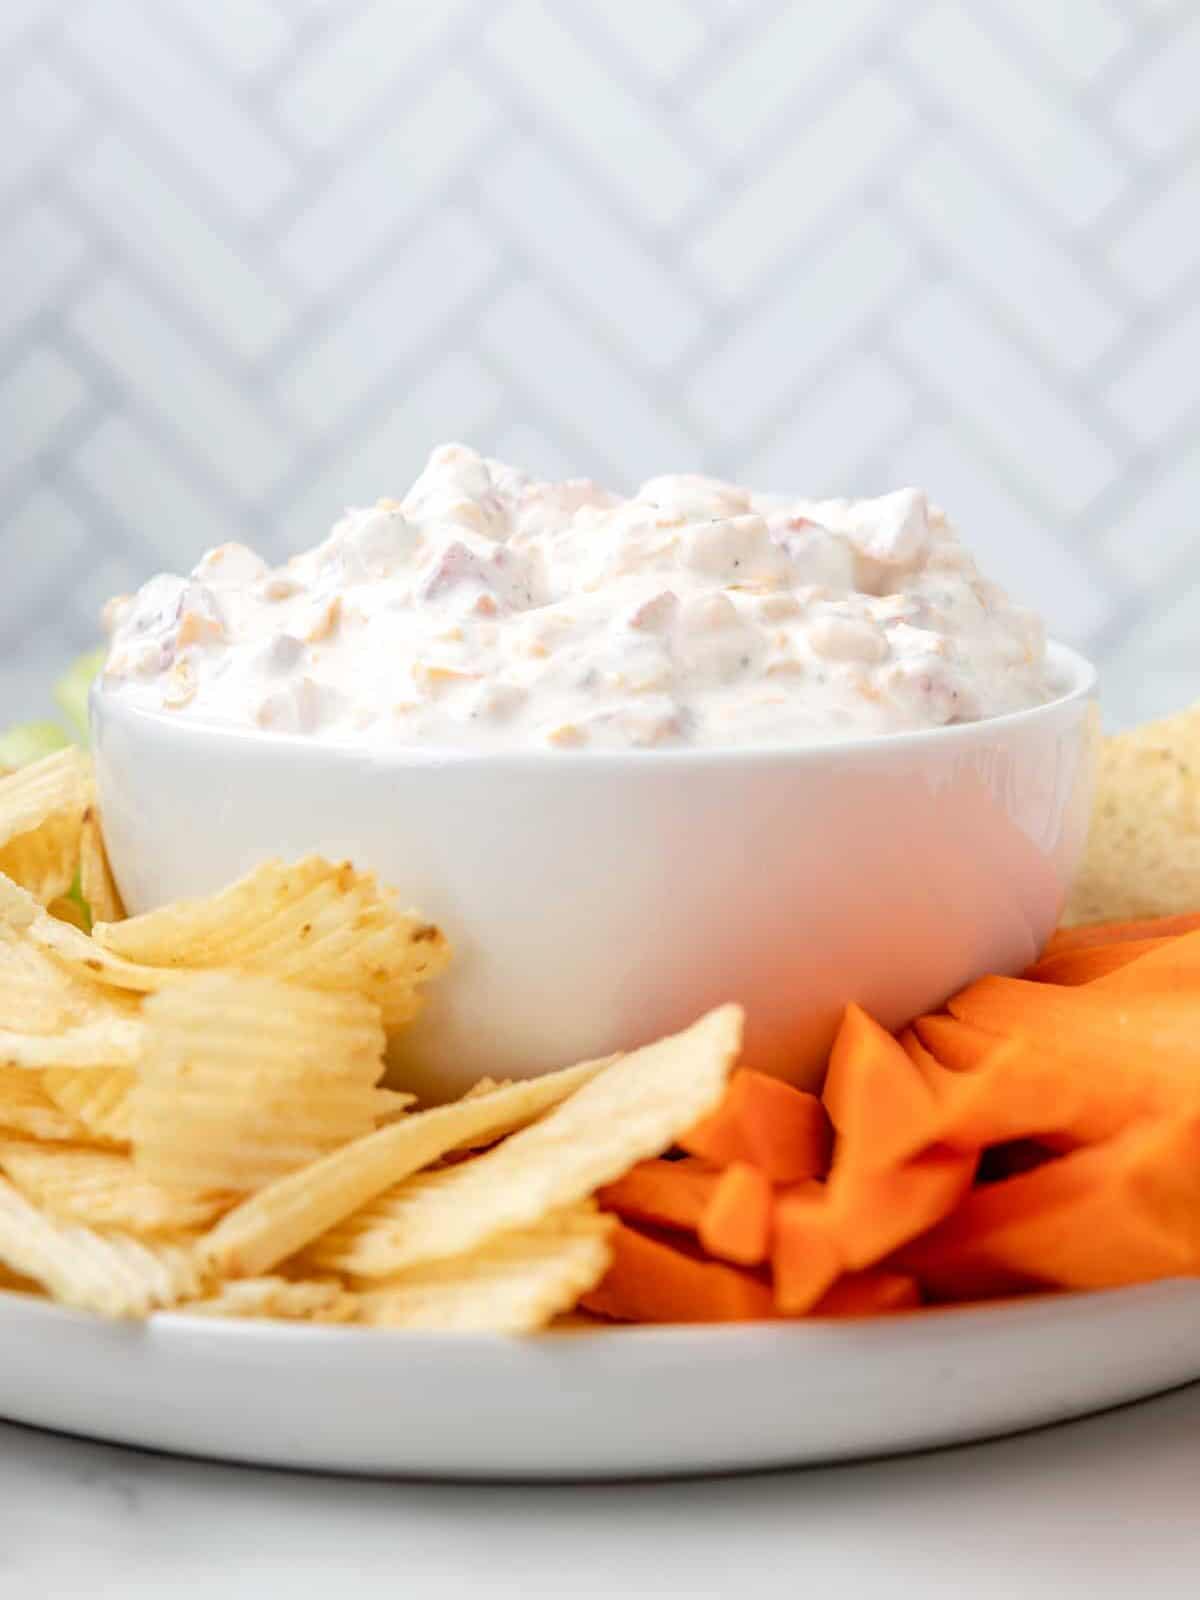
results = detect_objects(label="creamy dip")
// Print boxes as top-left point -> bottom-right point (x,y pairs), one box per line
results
101,443 -> 1056,751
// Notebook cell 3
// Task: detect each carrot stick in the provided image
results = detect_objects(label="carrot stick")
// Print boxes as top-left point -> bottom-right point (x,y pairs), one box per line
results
899,1117 -> 1200,1297
1089,926 -> 1200,997
829,1147 -> 977,1271
912,1013 -> 998,1072
1023,938 -> 1169,987
1042,911 -> 1200,959
934,1037 -> 1125,1150
596,1158 -> 719,1234
772,1189 -> 842,1315
898,1033 -> 1066,1154
698,1162 -> 772,1266
898,1028 -> 946,1096
948,975 -> 1200,1099
823,1004 -> 939,1172
812,1271 -> 922,1318
582,1221 -> 774,1323
681,1070 -> 831,1183
907,1022 -> 1128,1151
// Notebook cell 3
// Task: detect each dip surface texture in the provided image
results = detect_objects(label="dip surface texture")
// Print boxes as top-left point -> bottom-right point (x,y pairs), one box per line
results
102,444 -> 1055,751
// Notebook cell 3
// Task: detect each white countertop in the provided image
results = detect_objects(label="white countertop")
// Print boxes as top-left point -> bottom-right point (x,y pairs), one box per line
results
6,1384 -> 1200,1599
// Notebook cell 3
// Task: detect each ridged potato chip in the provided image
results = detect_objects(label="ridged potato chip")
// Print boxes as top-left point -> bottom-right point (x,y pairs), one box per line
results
0,1143 -> 229,1234
176,1276 -> 358,1323
462,1076 -> 515,1100
0,922 -> 104,1034
42,1067 -> 137,1145
0,873 -> 37,933
0,1016 -> 144,1070
0,749 -> 90,907
0,825 -> 742,1333
0,1176 -> 203,1315
357,1207 -> 613,1332
310,1005 -> 741,1279
0,748 -> 90,849
93,857 -> 450,1025
26,905 -> 180,995
0,813 -> 82,907
201,1055 -> 611,1278
0,901 -> 146,1041
48,894 -> 90,932
0,1067 -> 88,1142
79,808 -> 125,925
0,871 -> 168,1002
133,973 -> 388,1193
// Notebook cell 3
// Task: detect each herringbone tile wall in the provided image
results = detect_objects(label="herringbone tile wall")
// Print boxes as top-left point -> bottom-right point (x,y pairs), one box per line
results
1,0 -> 1197,729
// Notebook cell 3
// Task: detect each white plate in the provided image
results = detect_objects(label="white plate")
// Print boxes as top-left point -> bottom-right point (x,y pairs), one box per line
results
2,1282 -> 1199,1479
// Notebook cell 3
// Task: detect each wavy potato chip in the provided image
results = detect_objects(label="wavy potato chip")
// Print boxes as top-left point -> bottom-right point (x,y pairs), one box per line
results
0,749 -> 90,907
0,813 -> 83,907
79,808 -> 125,925
93,857 -> 450,1025
311,1005 -> 742,1279
27,908 -> 181,995
133,974 -> 387,1193
0,1016 -> 144,1070
0,1143 -> 229,1234
201,1055 -> 611,1279
0,915 -> 146,1074
0,871 -> 169,1004
0,821 -> 728,1332
0,748 -> 90,850
357,1207 -> 613,1332
0,923 -> 105,1035
0,873 -> 37,934
42,1066 -> 137,1145
48,894 -> 90,932
462,1076 -> 515,1100
175,1276 -> 359,1323
0,1176 -> 204,1315
0,1066 -> 88,1142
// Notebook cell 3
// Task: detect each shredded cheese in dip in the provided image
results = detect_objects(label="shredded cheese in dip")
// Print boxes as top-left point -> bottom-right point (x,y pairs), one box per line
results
102,443 -> 1056,751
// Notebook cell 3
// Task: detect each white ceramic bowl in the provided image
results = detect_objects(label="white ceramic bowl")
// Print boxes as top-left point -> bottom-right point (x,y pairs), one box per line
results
92,642 -> 1097,1103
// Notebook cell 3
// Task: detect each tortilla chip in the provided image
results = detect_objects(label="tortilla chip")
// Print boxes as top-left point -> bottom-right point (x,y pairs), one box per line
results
1066,704 -> 1200,925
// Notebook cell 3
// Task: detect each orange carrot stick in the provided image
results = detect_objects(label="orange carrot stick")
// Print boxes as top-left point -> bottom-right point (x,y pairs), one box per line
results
823,1004 -> 939,1172
897,1033 -> 1067,1155
812,1271 -> 922,1317
1089,926 -> 1200,997
1042,911 -> 1200,959
928,1037 -> 1120,1151
1023,937 -> 1169,986
948,975 -> 1200,1098
681,1070 -> 831,1183
912,1013 -> 998,1072
582,1221 -> 774,1324
829,1147 -> 976,1271
898,1028 -> 946,1096
772,1189 -> 842,1315
899,1117 -> 1200,1298
596,1158 -> 719,1234
698,1162 -> 772,1266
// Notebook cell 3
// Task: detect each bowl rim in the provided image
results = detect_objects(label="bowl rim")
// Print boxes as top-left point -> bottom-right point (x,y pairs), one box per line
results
91,639 -> 1097,773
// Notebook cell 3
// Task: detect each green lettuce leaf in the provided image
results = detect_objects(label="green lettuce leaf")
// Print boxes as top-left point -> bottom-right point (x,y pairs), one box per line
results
54,648 -> 106,745
0,720 -> 71,771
